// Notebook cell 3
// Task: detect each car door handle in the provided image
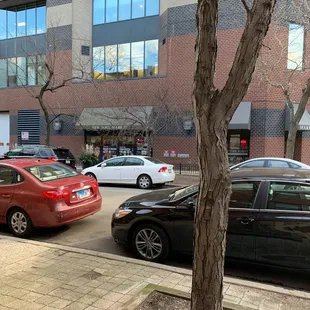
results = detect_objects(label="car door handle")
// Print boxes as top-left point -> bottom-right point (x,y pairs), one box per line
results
2,194 -> 11,198
237,217 -> 255,225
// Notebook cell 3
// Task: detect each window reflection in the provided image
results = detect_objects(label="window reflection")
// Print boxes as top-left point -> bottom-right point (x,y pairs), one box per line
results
0,59 -> 7,88
106,0 -> 117,23
17,57 -> 26,86
37,55 -> 46,85
145,40 -> 158,76
93,46 -> 105,80
0,10 -> 6,40
17,6 -> 26,37
287,23 -> 304,71
131,41 -> 144,77
105,45 -> 118,80
146,0 -> 159,16
119,0 -> 131,21
8,58 -> 17,87
36,5 -> 46,34
118,43 -> 130,78
7,8 -> 16,39
27,56 -> 37,86
93,0 -> 105,25
26,5 -> 36,35
132,0 -> 144,19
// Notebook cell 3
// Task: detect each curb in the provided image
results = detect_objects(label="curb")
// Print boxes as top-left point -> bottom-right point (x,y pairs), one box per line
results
1,235 -> 310,301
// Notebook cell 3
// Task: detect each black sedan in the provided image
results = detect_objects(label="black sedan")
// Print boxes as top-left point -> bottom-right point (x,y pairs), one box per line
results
112,177 -> 310,270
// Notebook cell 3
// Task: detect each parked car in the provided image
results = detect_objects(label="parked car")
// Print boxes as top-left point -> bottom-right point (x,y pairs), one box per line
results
4,145 -> 76,169
230,157 -> 310,170
0,159 -> 101,237
111,168 -> 310,271
81,156 -> 175,189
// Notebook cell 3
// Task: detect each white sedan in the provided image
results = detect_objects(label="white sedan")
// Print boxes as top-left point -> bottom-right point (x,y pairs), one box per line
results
230,157 -> 310,170
81,156 -> 175,189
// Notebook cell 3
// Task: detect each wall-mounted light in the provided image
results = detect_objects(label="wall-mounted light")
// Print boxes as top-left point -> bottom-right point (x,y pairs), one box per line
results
53,119 -> 63,132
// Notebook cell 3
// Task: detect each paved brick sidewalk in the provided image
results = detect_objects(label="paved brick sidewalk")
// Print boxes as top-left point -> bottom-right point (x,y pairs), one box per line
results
0,237 -> 310,310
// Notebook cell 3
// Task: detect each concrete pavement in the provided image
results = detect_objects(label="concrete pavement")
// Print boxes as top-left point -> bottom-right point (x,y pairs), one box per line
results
1,237 -> 310,310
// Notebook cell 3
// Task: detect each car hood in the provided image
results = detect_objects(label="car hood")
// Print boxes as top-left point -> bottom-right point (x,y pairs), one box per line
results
125,187 -> 183,206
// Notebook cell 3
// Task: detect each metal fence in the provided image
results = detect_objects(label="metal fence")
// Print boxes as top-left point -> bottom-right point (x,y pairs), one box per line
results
174,163 -> 199,175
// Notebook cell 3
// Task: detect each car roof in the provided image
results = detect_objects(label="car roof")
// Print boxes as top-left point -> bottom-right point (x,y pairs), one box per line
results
0,159 -> 56,168
231,167 -> 310,179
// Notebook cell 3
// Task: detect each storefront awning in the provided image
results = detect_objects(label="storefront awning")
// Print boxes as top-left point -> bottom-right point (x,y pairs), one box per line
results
229,102 -> 251,130
285,104 -> 310,131
76,106 -> 153,131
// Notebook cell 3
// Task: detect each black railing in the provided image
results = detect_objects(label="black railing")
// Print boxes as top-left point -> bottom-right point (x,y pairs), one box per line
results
174,163 -> 199,175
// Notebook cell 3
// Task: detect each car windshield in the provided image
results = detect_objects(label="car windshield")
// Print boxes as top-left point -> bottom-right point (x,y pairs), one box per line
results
24,164 -> 78,182
145,157 -> 165,164
53,149 -> 73,158
169,184 -> 199,201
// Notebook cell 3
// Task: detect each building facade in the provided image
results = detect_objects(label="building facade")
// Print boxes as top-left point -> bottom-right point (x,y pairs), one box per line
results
0,0 -> 309,165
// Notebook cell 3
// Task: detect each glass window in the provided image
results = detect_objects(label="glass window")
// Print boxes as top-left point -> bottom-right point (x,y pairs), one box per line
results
25,164 -> 78,182
17,57 -> 26,86
239,160 -> 265,168
27,56 -> 37,86
267,160 -> 290,168
7,8 -> 16,38
169,185 -> 199,202
118,43 -> 130,78
17,6 -> 26,37
145,157 -> 164,164
21,148 -> 35,156
287,23 -> 304,71
106,0 -> 117,23
0,166 -> 14,185
37,55 -> 46,85
131,41 -> 144,77
268,182 -> 310,211
8,58 -> 17,87
0,9 -> 7,40
230,181 -> 260,209
93,0 -> 105,25
146,0 -> 159,16
26,5 -> 36,36
36,5 -> 46,34
124,157 -> 144,166
105,158 -> 125,167
93,46 -> 105,79
119,0 -> 131,21
105,45 -> 118,80
132,0 -> 144,19
0,59 -> 7,88
145,40 -> 158,76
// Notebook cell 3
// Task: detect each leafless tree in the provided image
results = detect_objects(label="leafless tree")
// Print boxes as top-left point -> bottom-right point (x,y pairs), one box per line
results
257,0 -> 310,159
191,1 -> 276,309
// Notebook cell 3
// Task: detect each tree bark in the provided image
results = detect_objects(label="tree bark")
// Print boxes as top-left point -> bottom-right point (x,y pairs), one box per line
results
191,1 -> 276,310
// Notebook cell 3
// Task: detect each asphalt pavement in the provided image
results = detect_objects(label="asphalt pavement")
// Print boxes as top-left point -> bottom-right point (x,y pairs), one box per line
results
1,184 -> 310,293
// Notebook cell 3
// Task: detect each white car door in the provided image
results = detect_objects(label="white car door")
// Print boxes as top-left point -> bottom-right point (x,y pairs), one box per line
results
99,157 -> 125,183
120,157 -> 144,184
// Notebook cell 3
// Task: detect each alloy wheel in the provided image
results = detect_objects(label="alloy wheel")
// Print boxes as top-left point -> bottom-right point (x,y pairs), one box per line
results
11,212 -> 27,234
135,228 -> 163,260
139,176 -> 150,189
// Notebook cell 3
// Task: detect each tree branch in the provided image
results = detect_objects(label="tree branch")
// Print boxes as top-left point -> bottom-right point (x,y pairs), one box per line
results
241,0 -> 250,14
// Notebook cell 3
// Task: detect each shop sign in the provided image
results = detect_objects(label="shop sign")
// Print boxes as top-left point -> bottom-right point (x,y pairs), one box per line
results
163,150 -> 170,157
21,132 -> 29,140
177,153 -> 190,158
299,125 -> 310,130
228,149 -> 249,156
91,125 -> 125,130
170,150 -> 176,158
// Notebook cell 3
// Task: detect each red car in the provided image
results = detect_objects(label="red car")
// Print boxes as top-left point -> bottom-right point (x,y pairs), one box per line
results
0,159 -> 101,237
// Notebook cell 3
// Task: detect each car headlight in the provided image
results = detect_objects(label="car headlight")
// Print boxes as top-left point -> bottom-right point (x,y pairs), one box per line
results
114,207 -> 133,219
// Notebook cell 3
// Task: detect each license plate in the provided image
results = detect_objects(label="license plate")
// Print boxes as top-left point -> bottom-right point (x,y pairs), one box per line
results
66,160 -> 70,164
77,189 -> 91,200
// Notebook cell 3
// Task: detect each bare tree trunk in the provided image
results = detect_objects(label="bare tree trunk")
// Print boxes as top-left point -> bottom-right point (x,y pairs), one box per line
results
38,96 -> 51,146
146,132 -> 152,156
286,120 -> 298,159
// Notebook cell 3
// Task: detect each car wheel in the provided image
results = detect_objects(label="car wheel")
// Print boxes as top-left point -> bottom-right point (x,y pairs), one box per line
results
86,172 -> 97,180
8,208 -> 33,238
137,175 -> 152,189
131,224 -> 170,262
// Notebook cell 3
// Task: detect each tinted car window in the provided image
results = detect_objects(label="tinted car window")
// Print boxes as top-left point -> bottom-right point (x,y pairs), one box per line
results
145,157 -> 164,164
124,158 -> 144,166
0,166 -> 14,185
238,160 -> 265,168
20,148 -> 35,156
53,149 -> 74,158
267,160 -> 289,168
6,149 -> 22,156
230,182 -> 260,209
105,158 -> 125,167
25,164 -> 78,182
290,162 -> 301,169
268,182 -> 310,211
39,148 -> 55,157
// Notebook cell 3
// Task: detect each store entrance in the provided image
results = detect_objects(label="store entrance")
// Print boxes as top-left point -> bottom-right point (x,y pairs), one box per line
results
227,130 -> 250,166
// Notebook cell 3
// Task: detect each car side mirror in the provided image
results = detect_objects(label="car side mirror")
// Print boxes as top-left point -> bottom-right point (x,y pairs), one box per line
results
186,197 -> 196,208
101,163 -> 107,168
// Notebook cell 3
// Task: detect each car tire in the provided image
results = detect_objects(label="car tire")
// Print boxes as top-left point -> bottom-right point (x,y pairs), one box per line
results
137,174 -> 152,189
86,172 -> 97,180
8,208 -> 33,238
131,223 -> 170,262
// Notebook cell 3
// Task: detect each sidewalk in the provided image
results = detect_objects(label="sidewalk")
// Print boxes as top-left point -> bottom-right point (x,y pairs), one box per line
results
1,237 -> 310,310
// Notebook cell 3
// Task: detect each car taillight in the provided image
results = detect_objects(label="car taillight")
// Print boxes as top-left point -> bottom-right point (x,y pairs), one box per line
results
158,167 -> 168,173
91,182 -> 99,192
43,189 -> 70,200
48,157 -> 57,161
